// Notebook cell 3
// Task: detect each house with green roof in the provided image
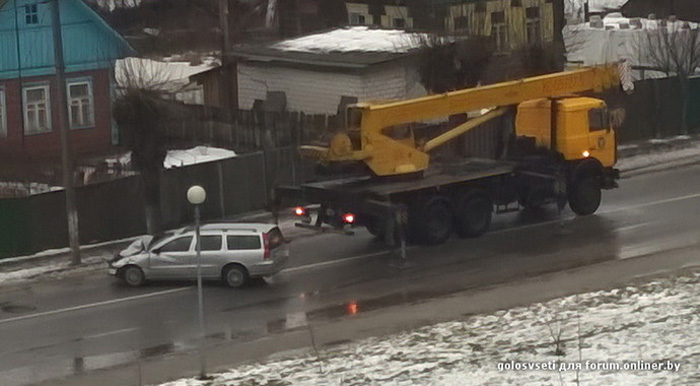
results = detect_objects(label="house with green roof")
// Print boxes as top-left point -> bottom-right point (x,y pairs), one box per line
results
0,0 -> 134,161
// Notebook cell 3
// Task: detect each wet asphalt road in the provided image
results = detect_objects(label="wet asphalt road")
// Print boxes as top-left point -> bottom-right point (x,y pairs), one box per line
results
2,164 -> 700,385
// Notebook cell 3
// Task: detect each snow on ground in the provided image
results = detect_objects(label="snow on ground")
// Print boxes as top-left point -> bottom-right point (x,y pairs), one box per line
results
163,146 -> 237,169
616,140 -> 700,171
161,271 -> 700,386
272,27 -> 429,54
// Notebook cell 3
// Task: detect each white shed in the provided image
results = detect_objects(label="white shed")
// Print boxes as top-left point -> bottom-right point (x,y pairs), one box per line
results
232,27 -> 428,115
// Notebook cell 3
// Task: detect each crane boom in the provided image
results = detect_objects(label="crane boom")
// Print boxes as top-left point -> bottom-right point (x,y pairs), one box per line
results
358,64 -> 620,129
301,64 -> 624,177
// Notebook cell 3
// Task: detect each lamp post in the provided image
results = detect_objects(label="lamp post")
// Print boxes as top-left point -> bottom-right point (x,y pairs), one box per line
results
186,185 -> 207,379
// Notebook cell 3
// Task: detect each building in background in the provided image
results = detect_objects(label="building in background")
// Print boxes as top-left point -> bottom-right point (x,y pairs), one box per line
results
195,27 -> 428,115
0,0 -> 133,161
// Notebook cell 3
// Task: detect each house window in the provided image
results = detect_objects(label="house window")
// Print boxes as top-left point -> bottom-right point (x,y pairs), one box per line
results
381,5 -> 412,29
67,80 -> 94,128
23,85 -> 51,134
491,11 -> 508,52
0,88 -> 6,138
347,3 -> 372,25
350,12 -> 366,25
25,3 -> 38,25
526,6 -> 542,45
454,15 -> 469,31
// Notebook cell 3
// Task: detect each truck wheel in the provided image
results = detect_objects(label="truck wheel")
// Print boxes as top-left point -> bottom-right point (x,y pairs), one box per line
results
365,216 -> 386,240
411,196 -> 453,245
455,194 -> 492,237
568,176 -> 601,216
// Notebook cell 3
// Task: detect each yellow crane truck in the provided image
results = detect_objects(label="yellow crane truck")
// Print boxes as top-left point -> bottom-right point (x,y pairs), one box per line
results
274,64 -> 628,245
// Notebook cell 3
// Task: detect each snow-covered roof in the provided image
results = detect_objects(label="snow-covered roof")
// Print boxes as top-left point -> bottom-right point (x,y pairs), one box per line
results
163,146 -> 237,169
115,57 -> 214,93
232,27 -> 430,70
271,27 -> 427,54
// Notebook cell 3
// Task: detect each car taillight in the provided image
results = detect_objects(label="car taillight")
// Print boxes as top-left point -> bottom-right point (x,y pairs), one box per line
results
262,232 -> 270,260
294,206 -> 306,216
342,213 -> 355,224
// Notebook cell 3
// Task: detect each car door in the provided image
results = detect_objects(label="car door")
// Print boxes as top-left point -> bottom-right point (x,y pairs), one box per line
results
196,234 -> 224,278
225,234 -> 263,275
149,235 -> 195,279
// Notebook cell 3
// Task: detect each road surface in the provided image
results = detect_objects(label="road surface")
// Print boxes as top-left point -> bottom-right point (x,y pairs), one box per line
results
1,164 -> 700,385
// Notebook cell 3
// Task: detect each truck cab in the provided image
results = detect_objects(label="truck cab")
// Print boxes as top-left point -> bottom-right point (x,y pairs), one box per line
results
516,97 -> 616,168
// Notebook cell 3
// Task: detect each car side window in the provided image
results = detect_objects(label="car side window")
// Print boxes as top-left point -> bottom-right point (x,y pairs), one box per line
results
198,235 -> 222,251
159,236 -> 193,253
227,235 -> 261,250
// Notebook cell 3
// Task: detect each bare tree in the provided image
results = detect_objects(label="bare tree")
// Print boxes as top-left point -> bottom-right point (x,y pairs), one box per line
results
638,18 -> 700,134
113,59 -> 174,235
413,33 -> 494,93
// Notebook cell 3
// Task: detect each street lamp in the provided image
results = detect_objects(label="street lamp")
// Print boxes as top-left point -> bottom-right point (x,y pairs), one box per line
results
187,185 -> 207,379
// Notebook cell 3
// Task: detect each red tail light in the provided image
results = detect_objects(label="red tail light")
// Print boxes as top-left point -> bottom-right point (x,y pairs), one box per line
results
262,232 -> 270,260
294,206 -> 306,216
342,213 -> 355,224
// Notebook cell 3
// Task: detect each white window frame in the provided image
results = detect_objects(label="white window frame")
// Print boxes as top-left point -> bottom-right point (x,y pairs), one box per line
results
0,88 -> 6,138
66,79 -> 95,129
23,84 -> 51,135
526,7 -> 542,45
491,12 -> 508,53
24,3 -> 38,25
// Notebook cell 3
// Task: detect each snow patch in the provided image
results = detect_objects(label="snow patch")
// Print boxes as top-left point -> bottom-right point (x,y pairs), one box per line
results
159,272 -> 700,386
163,146 -> 237,169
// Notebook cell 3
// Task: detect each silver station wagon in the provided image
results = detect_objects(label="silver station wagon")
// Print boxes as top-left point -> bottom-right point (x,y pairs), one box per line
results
108,223 -> 289,288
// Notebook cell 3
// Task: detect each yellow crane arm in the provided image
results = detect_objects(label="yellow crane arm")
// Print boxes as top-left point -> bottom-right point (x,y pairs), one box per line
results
360,64 -> 620,130
302,64 -> 623,177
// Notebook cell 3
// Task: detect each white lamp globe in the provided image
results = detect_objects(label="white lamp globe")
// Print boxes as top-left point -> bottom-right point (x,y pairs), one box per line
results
187,185 -> 207,205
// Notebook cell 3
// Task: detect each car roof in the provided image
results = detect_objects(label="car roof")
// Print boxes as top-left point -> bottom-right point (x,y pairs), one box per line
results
177,222 -> 279,234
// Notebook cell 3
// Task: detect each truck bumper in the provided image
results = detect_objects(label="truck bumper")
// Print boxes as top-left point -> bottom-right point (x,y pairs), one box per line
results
602,167 -> 620,189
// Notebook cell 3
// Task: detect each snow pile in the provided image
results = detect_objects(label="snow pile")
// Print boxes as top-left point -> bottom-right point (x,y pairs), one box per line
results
163,146 -> 237,169
272,27 -> 429,54
160,272 -> 700,386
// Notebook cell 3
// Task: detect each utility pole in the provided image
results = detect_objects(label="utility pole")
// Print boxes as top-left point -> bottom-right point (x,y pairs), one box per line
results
219,0 -> 232,122
51,0 -> 81,265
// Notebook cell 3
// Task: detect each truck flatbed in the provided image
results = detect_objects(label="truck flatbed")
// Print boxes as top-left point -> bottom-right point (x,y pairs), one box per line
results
277,159 -> 516,204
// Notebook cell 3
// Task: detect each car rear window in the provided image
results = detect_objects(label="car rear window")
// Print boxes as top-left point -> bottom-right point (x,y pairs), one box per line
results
198,235 -> 222,251
160,236 -> 193,253
227,235 -> 261,250
267,228 -> 285,249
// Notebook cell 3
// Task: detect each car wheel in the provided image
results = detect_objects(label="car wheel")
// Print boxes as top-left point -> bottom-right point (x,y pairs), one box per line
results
123,266 -> 145,287
222,265 -> 249,288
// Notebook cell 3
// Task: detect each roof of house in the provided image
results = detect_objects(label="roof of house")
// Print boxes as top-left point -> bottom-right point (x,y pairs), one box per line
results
0,0 -> 134,79
230,27 -> 428,69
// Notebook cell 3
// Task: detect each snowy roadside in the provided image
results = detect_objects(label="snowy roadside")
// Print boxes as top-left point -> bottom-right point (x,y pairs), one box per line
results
0,213 -> 308,288
1,135 -> 699,287
160,269 -> 700,386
